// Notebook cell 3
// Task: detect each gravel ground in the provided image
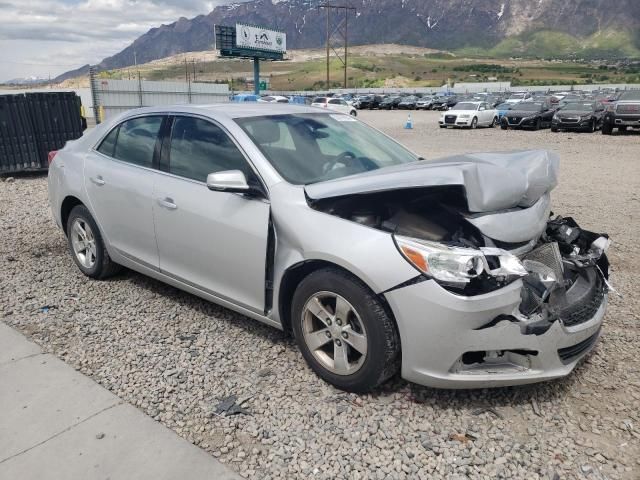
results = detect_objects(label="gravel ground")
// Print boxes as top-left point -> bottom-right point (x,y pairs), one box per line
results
2,110 -> 640,479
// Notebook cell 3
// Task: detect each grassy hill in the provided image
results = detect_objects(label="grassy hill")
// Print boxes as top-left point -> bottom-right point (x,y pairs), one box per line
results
458,29 -> 640,60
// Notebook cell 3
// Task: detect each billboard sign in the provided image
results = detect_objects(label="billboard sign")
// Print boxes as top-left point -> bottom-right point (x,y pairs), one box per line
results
236,24 -> 286,53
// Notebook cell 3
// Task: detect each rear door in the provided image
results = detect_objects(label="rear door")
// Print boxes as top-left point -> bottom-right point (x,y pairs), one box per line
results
152,115 -> 270,313
84,115 -> 164,268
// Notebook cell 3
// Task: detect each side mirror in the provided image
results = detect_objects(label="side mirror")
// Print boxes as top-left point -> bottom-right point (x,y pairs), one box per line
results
206,170 -> 250,193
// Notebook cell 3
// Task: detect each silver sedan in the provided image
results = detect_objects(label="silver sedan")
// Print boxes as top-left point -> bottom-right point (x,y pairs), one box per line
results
48,104 -> 610,392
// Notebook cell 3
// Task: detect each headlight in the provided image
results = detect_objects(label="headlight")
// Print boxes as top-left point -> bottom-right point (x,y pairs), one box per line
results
580,114 -> 591,120
395,236 -> 528,286
553,114 -> 559,121
459,114 -> 471,118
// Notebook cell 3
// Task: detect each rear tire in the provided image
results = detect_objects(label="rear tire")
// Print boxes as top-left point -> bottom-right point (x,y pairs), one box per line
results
551,126 -> 558,132
67,205 -> 121,279
291,268 -> 400,393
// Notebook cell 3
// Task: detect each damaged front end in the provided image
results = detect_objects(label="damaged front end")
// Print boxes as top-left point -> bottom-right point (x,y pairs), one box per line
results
305,150 -> 611,387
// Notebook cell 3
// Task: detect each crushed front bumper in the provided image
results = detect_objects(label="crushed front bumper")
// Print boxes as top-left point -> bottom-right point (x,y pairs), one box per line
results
385,277 -> 606,389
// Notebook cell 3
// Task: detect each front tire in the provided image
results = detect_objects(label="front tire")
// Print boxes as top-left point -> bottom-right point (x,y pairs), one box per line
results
602,122 -> 613,135
67,205 -> 121,279
470,117 -> 478,129
291,268 -> 400,393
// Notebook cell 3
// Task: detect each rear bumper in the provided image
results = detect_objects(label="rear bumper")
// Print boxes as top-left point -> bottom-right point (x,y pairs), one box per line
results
385,279 -> 606,389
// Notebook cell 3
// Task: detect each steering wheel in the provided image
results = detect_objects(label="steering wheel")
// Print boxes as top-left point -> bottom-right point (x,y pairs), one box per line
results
323,151 -> 357,174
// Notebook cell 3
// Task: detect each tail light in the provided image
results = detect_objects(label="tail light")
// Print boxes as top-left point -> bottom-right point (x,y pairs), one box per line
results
48,150 -> 58,166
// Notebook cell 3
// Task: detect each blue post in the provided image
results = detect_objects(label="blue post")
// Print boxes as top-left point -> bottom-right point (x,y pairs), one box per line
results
253,57 -> 260,96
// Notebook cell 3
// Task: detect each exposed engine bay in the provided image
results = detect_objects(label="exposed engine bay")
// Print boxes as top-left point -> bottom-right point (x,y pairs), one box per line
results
309,186 -> 611,334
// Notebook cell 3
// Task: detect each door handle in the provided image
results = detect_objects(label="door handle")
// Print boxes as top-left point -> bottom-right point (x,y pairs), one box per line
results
90,176 -> 105,186
157,197 -> 177,210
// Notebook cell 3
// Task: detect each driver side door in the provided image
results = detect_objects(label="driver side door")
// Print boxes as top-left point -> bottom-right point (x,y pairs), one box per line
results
152,115 -> 270,313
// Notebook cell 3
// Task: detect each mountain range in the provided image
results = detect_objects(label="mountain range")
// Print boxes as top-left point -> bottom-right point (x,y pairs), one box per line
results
56,0 -> 640,82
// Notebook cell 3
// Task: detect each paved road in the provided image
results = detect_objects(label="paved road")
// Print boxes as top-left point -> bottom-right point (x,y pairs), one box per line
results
0,322 -> 242,480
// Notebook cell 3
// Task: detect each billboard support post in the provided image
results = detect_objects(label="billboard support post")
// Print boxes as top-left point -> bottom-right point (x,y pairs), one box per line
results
253,58 -> 260,95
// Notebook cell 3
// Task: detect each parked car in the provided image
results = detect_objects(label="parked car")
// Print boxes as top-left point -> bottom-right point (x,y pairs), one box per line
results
602,90 -> 640,135
551,102 -> 605,132
439,101 -> 498,129
358,95 -> 383,110
258,95 -> 290,103
416,97 -> 435,110
505,92 -> 532,104
311,97 -> 357,116
431,96 -> 457,111
379,96 -> 403,110
495,102 -> 513,120
48,104 -> 611,393
501,101 -> 555,130
397,96 -> 419,110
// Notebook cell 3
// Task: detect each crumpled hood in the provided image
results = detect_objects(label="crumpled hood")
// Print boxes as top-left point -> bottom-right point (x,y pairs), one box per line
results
306,150 -> 559,214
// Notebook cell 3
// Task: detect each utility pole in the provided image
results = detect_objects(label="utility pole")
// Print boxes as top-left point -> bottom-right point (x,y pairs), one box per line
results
318,2 -> 356,90
325,3 -> 330,88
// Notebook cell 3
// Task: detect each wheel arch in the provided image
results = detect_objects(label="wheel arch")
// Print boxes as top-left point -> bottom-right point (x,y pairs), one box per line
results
60,195 -> 85,236
277,259 -> 398,337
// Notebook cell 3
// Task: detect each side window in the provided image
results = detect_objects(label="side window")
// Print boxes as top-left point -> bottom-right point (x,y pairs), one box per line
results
169,116 -> 249,182
328,99 -> 341,105
113,116 -> 163,168
97,126 -> 119,157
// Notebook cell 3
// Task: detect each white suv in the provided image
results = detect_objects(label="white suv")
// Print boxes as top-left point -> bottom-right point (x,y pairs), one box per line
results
311,97 -> 357,116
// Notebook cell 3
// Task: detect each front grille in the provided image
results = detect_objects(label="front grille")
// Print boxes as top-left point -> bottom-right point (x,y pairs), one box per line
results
522,243 -> 564,282
617,104 -> 640,114
559,117 -> 579,123
558,329 -> 601,363
561,276 -> 606,327
508,116 -> 520,124
445,115 -> 456,124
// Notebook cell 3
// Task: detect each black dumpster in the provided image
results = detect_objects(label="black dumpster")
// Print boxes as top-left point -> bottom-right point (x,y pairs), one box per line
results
0,91 -> 85,174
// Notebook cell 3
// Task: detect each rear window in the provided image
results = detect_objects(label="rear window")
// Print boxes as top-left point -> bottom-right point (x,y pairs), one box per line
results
113,116 -> 163,168
97,126 -> 119,157
312,97 -> 327,104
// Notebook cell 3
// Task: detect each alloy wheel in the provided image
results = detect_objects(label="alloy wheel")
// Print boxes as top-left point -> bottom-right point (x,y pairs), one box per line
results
70,218 -> 97,269
301,291 -> 368,375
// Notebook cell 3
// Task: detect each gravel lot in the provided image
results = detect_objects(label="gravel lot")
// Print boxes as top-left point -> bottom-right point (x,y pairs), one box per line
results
2,110 -> 639,479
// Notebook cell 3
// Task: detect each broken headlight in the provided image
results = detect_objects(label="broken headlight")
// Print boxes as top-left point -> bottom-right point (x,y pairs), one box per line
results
395,236 -> 528,287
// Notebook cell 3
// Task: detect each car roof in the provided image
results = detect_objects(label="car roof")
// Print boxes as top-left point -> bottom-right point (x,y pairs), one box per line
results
117,103 -> 322,120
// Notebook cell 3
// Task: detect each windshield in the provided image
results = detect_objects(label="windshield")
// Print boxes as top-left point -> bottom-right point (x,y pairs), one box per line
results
496,103 -> 511,110
509,94 -> 526,99
515,103 -> 543,112
619,91 -> 640,101
451,102 -> 479,111
235,113 -> 419,185
560,103 -> 594,111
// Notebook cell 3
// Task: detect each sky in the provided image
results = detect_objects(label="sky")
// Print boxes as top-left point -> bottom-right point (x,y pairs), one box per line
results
0,0 -> 237,81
